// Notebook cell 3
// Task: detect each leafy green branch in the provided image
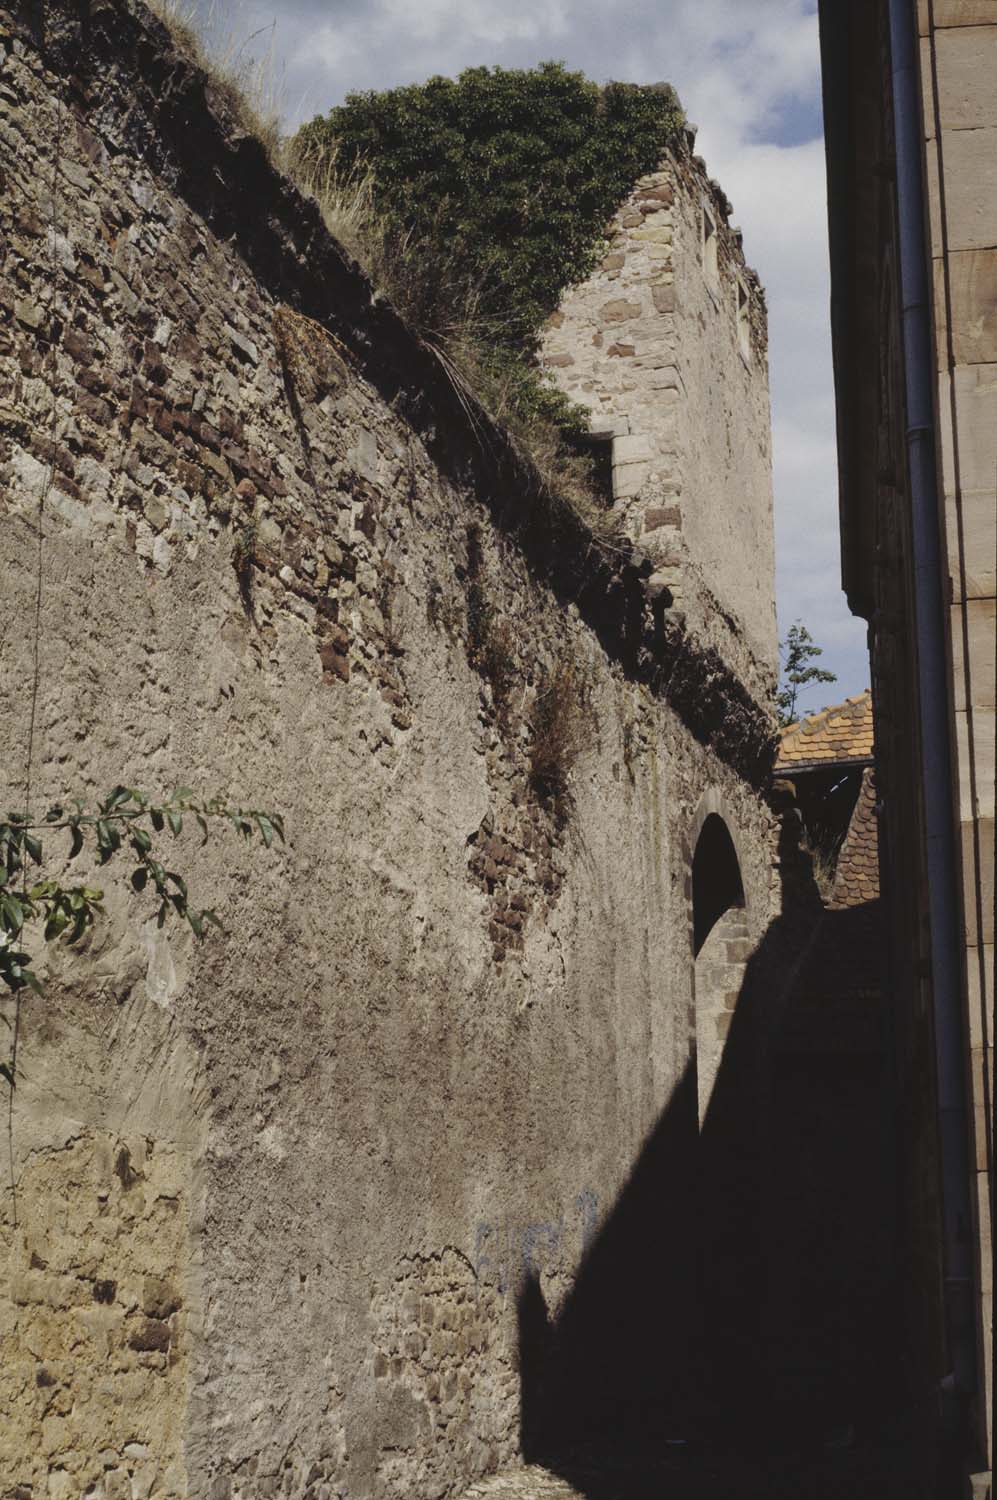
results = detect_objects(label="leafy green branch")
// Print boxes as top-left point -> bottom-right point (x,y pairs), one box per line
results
776,621 -> 838,728
0,786 -> 284,1086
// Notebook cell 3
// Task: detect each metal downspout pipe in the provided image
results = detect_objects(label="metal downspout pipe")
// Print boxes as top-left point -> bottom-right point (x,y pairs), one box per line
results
887,0 -> 978,1425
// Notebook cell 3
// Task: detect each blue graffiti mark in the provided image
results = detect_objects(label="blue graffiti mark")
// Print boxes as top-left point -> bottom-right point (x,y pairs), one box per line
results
473,1221 -> 497,1284
520,1218 -> 564,1280
575,1189 -> 599,1253
473,1193 -> 597,1294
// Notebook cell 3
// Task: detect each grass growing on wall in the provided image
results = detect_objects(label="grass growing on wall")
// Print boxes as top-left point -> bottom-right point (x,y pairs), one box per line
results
146,0 -> 284,157
528,659 -> 588,823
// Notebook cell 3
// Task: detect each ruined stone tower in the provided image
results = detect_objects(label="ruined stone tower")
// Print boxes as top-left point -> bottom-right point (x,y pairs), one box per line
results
543,132 -> 777,688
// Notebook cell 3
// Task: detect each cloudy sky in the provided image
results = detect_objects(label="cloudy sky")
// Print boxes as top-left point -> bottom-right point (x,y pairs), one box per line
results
195,0 -> 869,707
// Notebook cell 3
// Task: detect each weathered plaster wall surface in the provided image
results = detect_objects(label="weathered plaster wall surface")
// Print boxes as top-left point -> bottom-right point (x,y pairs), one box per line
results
0,4 -> 778,1496
541,137 -> 777,685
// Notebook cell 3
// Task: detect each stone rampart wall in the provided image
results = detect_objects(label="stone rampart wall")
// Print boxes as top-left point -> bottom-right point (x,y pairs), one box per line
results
0,5 -> 778,1496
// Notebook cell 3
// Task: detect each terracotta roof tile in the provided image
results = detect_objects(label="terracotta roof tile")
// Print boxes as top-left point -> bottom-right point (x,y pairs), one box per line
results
829,768 -> 881,909
776,689 -> 874,771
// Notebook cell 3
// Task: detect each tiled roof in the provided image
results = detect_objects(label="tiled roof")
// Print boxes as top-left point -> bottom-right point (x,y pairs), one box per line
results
776,689 -> 874,771
829,767 -> 880,909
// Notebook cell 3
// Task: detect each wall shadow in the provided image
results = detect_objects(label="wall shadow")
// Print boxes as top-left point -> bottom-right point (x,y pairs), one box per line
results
518,815 -> 913,1496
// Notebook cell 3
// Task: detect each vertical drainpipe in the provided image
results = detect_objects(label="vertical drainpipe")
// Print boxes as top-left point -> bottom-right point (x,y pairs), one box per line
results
887,0 -> 978,1421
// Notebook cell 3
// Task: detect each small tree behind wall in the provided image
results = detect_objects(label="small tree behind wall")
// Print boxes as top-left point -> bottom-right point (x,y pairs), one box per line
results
776,621 -> 838,728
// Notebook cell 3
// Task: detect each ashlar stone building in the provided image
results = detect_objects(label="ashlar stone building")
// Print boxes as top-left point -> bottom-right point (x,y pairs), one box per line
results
1,3 -> 782,1497
819,2 -> 994,1493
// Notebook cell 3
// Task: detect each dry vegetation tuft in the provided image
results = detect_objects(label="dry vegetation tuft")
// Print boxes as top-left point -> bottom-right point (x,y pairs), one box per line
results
528,660 -> 588,822
146,0 -> 283,158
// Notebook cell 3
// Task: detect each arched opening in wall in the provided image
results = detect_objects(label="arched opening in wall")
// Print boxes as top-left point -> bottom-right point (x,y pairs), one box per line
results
692,813 -> 749,1125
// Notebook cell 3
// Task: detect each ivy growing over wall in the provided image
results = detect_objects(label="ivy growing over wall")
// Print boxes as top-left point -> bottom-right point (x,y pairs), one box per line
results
294,64 -> 684,352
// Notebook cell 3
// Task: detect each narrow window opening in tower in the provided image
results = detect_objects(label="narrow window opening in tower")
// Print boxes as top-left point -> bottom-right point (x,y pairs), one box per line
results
702,202 -> 718,288
737,277 -> 751,364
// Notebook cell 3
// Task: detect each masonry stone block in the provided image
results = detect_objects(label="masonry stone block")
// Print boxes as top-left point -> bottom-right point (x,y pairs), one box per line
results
929,127 -> 997,251
613,434 -> 654,465
632,224 -> 673,244
924,0 -> 997,26
934,249 -> 997,365
962,816 -> 995,944
949,599 -> 997,711
937,365 -> 997,599
955,706 -> 995,822
612,462 -> 651,499
599,298 -> 643,323
643,507 -> 681,532
965,942 -> 994,1054
935,25 -> 997,131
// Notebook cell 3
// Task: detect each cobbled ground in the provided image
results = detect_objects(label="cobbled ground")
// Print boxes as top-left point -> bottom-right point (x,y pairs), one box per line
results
459,1437 -> 926,1500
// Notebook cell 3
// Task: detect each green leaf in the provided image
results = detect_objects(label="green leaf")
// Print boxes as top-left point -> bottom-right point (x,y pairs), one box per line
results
255,813 -> 274,849
44,911 -> 69,941
188,909 -> 205,939
166,809 -> 183,837
1,894 -> 24,933
24,832 -> 42,864
196,813 -> 209,844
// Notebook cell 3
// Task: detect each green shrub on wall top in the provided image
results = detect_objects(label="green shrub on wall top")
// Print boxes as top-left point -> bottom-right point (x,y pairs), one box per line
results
294,64 -> 684,352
